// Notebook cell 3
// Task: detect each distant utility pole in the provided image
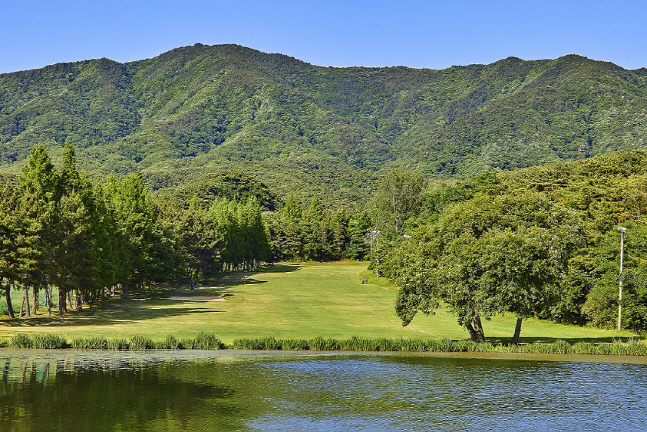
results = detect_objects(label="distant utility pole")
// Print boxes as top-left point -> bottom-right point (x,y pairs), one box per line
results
617,227 -> 627,330
367,230 -> 381,277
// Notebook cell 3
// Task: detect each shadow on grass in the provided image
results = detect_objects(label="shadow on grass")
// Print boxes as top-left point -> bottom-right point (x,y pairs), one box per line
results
0,297 -> 225,327
0,266 -> 299,327
200,264 -> 298,288
261,264 -> 300,273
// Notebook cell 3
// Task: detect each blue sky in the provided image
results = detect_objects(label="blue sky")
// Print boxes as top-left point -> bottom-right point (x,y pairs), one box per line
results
2,0 -> 646,74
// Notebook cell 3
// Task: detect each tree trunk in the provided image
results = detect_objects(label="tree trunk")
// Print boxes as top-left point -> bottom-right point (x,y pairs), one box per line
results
46,285 -> 52,317
3,280 -> 14,319
465,315 -> 486,343
58,289 -> 67,315
75,290 -> 82,310
32,287 -> 39,315
512,317 -> 523,345
24,287 -> 30,317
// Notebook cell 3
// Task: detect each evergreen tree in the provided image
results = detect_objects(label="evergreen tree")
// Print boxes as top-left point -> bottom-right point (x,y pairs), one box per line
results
17,145 -> 58,315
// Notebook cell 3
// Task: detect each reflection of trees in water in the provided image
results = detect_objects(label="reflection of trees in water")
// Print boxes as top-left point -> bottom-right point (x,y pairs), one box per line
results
0,357 -> 251,431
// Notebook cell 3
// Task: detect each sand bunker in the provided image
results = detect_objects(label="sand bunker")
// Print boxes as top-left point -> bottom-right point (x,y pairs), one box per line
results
166,296 -> 225,301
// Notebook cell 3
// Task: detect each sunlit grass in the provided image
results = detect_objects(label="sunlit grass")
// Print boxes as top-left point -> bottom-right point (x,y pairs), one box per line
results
0,261 -> 635,344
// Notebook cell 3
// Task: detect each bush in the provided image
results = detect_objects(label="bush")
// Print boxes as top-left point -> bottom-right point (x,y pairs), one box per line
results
232,337 -> 282,350
72,336 -> 109,349
339,337 -> 395,351
190,332 -> 225,350
160,335 -> 183,349
309,337 -> 340,351
179,338 -> 194,349
108,339 -> 130,350
129,335 -> 154,350
280,339 -> 310,350
32,334 -> 68,349
10,334 -> 33,348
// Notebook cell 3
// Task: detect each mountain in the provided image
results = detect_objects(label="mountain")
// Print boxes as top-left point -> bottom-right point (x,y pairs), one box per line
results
1,44 -> 646,199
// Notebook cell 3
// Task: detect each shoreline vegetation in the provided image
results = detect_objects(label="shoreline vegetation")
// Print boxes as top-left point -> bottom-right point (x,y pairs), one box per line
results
4,333 -> 647,357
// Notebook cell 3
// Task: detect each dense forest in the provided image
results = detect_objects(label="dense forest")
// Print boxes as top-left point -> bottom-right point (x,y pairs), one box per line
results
1,44 -> 647,202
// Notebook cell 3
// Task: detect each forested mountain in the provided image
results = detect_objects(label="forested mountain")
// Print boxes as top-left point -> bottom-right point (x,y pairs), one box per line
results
1,44 -> 647,198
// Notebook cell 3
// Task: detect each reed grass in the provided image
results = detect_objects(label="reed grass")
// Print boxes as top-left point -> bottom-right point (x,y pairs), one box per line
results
6,333 -> 647,356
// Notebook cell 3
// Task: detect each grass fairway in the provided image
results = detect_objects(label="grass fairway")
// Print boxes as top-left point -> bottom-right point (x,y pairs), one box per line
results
0,261 -> 634,344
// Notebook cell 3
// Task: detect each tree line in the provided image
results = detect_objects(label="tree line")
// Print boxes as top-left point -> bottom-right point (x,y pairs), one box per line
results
0,145 -> 378,319
0,144 -> 275,317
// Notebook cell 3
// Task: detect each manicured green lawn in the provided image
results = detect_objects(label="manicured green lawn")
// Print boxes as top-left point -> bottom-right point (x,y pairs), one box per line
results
0,261 -> 634,344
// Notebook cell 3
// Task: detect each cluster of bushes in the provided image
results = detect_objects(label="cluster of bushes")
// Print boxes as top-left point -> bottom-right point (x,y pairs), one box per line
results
6,333 -> 647,356
8,334 -> 69,349
8,332 -> 225,350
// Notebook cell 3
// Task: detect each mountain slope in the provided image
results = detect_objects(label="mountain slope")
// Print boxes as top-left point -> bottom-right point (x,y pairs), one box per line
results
1,44 -> 646,196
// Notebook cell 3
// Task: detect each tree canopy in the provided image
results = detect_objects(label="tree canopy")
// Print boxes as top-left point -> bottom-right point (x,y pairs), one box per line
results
394,192 -> 584,342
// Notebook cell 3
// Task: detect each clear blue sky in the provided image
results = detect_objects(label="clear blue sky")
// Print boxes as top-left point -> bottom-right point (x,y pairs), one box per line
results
2,0 -> 646,74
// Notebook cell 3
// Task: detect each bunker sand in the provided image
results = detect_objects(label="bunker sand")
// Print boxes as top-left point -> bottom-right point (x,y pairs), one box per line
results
166,296 -> 225,301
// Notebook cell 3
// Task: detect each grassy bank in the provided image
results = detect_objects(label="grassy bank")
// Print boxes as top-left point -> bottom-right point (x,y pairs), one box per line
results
0,261 -> 636,345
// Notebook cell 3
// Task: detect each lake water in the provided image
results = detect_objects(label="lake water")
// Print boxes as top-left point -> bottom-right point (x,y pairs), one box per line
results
1,350 -> 646,431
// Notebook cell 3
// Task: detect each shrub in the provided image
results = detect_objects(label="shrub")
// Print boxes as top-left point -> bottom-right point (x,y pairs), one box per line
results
10,334 -> 33,348
340,337 -> 396,351
232,337 -> 281,350
129,335 -> 154,350
160,335 -> 182,350
280,339 -> 310,350
72,337 -> 109,349
108,339 -> 130,350
179,338 -> 194,349
32,334 -> 68,349
309,337 -> 340,351
190,332 -> 225,350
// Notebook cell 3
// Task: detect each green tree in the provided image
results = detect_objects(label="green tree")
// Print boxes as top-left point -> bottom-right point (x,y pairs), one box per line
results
50,191 -> 94,313
103,172 -> 160,295
0,185 -> 40,318
282,195 -> 302,223
371,169 -> 425,236
345,211 -> 371,260
395,192 -> 583,342
17,145 -> 59,316
171,207 -> 222,289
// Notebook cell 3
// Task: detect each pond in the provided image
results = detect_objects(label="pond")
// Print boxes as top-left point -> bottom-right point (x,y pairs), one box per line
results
1,350 -> 646,431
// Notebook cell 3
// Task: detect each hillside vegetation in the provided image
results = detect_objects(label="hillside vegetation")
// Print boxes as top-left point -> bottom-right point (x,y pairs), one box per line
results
1,44 -> 647,198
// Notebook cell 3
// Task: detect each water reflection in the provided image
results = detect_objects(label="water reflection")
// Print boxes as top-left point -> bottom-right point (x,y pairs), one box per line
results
0,355 -> 249,431
1,352 -> 646,431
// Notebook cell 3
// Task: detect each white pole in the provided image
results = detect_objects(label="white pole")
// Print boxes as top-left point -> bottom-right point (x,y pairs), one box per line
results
617,227 -> 627,330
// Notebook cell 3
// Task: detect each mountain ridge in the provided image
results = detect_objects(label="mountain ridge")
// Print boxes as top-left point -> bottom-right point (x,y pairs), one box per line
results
1,44 -> 646,198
